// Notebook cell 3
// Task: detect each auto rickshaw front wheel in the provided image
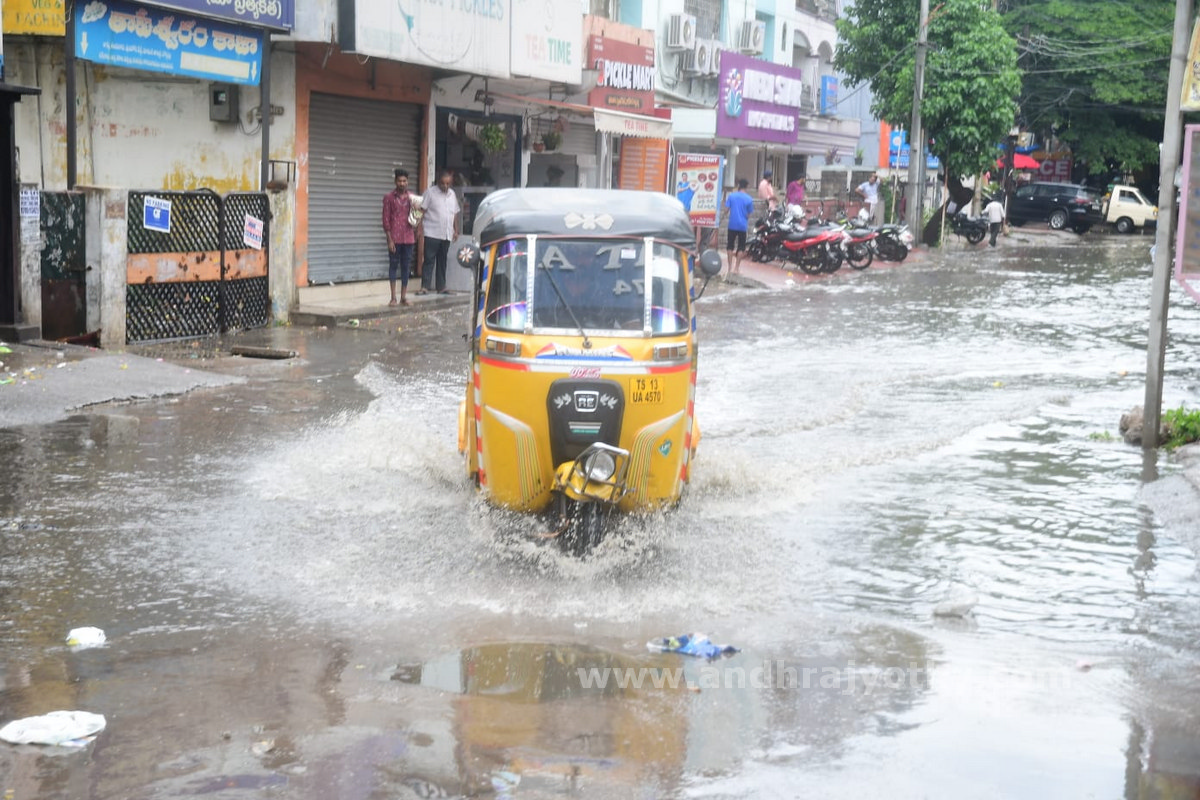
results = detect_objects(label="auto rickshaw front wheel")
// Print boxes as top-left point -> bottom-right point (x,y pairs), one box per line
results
553,494 -> 611,557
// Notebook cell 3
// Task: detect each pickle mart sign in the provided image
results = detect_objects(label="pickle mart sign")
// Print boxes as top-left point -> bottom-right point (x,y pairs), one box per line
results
4,0 -> 293,34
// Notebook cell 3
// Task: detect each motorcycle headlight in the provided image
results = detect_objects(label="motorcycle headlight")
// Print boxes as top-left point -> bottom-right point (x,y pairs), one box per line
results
584,450 -> 617,481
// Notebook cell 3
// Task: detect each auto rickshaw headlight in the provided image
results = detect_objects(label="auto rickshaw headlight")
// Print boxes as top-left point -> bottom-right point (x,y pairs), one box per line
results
584,450 -> 617,481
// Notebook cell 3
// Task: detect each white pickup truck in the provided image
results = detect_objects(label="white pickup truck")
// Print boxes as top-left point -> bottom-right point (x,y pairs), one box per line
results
1104,185 -> 1157,233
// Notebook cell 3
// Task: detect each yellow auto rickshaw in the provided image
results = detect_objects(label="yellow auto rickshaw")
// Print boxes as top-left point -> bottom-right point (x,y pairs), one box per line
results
455,188 -> 722,553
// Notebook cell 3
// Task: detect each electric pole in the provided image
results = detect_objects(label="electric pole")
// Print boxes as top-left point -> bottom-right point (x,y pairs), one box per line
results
905,0 -> 930,236
1144,0 -> 1194,449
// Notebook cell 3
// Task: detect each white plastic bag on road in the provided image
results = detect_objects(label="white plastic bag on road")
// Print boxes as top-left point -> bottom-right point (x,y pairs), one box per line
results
66,626 -> 106,648
0,711 -> 107,747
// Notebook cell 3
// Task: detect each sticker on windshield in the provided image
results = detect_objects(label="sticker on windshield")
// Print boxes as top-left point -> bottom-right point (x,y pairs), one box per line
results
652,256 -> 679,282
620,248 -> 636,260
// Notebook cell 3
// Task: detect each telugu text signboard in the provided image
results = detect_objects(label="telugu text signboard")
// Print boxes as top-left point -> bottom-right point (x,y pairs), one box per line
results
76,0 -> 264,85
716,52 -> 803,145
135,0 -> 291,32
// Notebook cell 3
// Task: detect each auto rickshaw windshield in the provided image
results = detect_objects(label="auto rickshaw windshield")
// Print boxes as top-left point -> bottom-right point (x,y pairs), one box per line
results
483,238 -> 690,334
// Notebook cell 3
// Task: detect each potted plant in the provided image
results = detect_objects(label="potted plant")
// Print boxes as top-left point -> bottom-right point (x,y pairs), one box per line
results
854,148 -> 865,165
478,123 -> 507,155
542,130 -> 562,151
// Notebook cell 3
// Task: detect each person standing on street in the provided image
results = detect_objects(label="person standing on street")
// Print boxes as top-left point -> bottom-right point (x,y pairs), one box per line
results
984,193 -> 1006,247
786,176 -> 805,209
417,170 -> 461,295
382,168 -> 417,306
758,169 -> 778,212
856,173 -> 881,225
725,178 -> 755,276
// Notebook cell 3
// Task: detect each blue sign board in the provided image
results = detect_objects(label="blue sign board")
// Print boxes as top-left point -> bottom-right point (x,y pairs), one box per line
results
820,75 -> 838,116
127,0 -> 293,31
143,196 -> 172,233
76,0 -> 264,85
889,144 -> 910,168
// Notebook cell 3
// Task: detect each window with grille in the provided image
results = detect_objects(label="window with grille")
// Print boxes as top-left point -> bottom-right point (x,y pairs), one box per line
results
685,0 -> 722,40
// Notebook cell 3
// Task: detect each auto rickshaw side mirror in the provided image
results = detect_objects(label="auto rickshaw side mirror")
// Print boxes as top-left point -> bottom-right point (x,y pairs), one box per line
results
698,249 -> 722,278
457,243 -> 481,270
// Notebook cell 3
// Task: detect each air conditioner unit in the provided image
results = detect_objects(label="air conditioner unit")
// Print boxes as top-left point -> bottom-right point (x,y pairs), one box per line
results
667,13 -> 697,51
685,39 -> 714,75
738,20 -> 766,55
708,43 -> 723,75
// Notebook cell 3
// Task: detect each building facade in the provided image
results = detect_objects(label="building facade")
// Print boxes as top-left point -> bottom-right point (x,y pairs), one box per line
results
1,0 -> 857,341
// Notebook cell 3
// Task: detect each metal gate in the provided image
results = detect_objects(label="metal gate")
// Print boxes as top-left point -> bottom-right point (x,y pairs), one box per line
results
125,190 -> 270,343
40,191 -> 87,340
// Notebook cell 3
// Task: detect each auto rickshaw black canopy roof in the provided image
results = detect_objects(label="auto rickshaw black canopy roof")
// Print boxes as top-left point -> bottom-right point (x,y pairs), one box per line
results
472,188 -> 696,249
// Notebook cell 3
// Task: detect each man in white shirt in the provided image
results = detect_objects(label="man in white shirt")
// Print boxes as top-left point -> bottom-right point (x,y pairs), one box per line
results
856,174 -> 881,225
417,170 -> 462,295
984,193 -> 1006,246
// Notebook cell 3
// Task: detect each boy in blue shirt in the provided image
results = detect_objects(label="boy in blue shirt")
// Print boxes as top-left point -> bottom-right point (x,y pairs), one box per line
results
724,178 -> 755,276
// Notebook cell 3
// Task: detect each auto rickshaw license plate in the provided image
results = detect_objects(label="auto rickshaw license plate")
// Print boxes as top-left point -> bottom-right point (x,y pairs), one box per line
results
629,376 -> 664,405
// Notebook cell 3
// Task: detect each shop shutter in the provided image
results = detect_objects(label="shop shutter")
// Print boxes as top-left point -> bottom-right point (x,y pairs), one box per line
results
308,93 -> 422,284
562,122 -> 596,155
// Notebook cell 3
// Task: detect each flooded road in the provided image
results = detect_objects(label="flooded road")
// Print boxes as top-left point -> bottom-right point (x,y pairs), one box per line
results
3,235 -> 1200,798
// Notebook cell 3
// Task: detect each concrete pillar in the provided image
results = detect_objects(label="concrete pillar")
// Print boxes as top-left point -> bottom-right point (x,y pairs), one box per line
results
84,188 -> 128,349
268,186 -> 296,323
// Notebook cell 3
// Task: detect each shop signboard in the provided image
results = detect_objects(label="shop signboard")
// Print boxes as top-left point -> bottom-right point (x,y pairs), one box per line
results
675,153 -> 723,229
587,36 -> 656,114
134,0 -> 292,31
510,0 -> 581,84
715,52 -> 803,145
4,0 -> 66,36
341,0 -> 512,79
5,0 -> 290,37
820,75 -> 838,116
76,0 -> 264,85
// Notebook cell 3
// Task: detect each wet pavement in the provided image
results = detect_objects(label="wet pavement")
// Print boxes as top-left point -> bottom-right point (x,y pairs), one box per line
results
2,233 -> 1200,799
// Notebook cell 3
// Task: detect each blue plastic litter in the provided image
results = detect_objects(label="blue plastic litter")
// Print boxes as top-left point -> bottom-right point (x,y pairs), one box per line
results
647,633 -> 739,660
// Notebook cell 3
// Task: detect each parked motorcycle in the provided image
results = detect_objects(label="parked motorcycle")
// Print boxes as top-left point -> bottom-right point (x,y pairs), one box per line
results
949,211 -> 988,245
746,207 -> 794,264
832,212 -> 878,270
779,226 -> 846,275
873,223 -> 913,261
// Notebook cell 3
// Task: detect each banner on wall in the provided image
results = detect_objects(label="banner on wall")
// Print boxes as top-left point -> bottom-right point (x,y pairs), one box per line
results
75,0 -> 264,85
341,0 -> 512,79
675,153 -> 723,229
716,51 -> 803,145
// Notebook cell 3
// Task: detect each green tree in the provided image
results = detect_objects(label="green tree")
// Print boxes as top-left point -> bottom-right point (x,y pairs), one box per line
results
835,0 -> 1022,181
999,0 -> 1173,179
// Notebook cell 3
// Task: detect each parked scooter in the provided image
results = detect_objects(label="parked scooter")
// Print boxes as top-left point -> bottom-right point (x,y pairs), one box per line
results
949,211 -> 988,245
